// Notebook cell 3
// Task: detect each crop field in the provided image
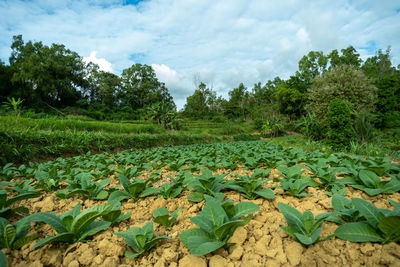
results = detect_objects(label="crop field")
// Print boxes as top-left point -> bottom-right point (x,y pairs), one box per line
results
1,140 -> 400,267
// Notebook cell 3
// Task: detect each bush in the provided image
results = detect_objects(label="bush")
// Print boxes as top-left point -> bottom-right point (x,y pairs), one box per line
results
253,118 -> 264,131
326,99 -> 355,149
382,111 -> 400,128
307,65 -> 377,118
233,134 -> 260,141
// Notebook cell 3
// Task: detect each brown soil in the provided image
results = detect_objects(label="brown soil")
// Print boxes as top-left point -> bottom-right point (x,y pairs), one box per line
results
4,167 -> 400,267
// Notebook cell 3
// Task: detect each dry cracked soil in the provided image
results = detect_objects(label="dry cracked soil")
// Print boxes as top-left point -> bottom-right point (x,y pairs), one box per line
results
4,167 -> 400,267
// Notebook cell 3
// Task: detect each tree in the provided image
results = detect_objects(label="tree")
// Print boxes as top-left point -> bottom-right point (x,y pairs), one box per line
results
362,47 -> 396,81
274,82 -> 305,117
297,51 -> 328,84
183,82 -> 217,119
227,83 -> 249,118
307,65 -> 377,119
326,99 -> 355,149
328,46 -> 362,69
120,64 -> 175,111
9,35 -> 87,108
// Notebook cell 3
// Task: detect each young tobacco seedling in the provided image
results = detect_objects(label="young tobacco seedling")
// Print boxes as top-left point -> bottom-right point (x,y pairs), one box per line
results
153,207 -> 182,230
318,194 -> 363,225
101,201 -> 132,224
0,217 -> 40,266
334,198 -> 400,243
108,174 -> 153,202
226,173 -> 275,200
0,190 -> 40,218
114,222 -> 170,259
180,195 -> 259,255
278,202 -> 327,245
25,203 -> 114,248
56,173 -> 111,200
275,178 -> 315,198
277,164 -> 305,180
34,170 -> 60,192
347,170 -> 400,196
187,169 -> 228,202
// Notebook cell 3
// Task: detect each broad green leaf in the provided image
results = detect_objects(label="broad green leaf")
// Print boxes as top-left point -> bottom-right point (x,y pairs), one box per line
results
332,194 -> 351,211
378,216 -> 400,239
95,190 -> 108,200
190,215 -> 213,234
26,212 -> 66,234
78,221 -> 111,241
335,222 -> 383,242
201,195 -> 227,227
13,234 -> 40,249
278,202 -> 305,233
33,232 -> 75,248
255,188 -> 275,199
358,170 -> 380,188
352,198 -> 381,228
108,190 -> 130,202
187,192 -> 204,202
4,224 -> 16,249
71,205 -> 111,234
233,202 -> 259,219
0,251 -> 6,267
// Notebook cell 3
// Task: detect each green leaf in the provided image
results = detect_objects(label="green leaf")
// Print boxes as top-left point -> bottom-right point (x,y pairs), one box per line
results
358,170 -> 380,188
335,222 -> 384,242
187,192 -> 204,202
187,237 -> 225,255
33,232 -> 75,248
26,212 -> 66,234
331,194 -> 352,211
71,205 -> 111,234
255,188 -> 275,199
4,224 -> 16,249
378,216 -> 400,239
278,202 -> 305,233
12,233 -> 39,249
108,190 -> 130,202
233,202 -> 259,219
125,251 -> 142,259
94,190 -> 108,200
78,221 -> 111,242
201,195 -> 227,227
0,251 -> 7,267
190,215 -> 213,234
352,198 -> 381,228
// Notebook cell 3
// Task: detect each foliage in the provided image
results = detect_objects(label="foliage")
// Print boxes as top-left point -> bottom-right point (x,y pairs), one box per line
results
153,207 -> 182,230
346,169 -> 400,196
187,169 -> 228,202
274,83 -> 305,117
278,202 -> 327,245
326,99 -> 355,149
108,175 -> 153,202
307,65 -> 377,119
180,195 -> 259,255
25,203 -> 114,248
319,194 -> 363,225
352,110 -> 375,143
0,217 -> 39,265
114,222 -> 170,259
226,173 -> 275,200
2,97 -> 24,116
334,198 -> 400,243
56,173 -> 111,200
0,190 -> 40,218
301,112 -> 325,140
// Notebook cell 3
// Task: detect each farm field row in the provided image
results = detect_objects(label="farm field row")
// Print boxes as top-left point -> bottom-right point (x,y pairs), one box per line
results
1,141 -> 399,266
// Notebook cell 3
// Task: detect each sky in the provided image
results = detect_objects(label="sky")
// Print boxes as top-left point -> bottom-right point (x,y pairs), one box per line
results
1,0 -> 400,109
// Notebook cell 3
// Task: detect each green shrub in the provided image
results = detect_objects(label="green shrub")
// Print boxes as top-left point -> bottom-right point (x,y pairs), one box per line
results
253,118 -> 264,131
233,134 -> 260,141
302,112 -> 325,140
326,99 -> 355,149
352,110 -> 375,143
383,111 -> 400,128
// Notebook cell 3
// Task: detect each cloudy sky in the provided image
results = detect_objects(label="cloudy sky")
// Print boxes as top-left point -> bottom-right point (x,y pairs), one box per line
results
1,0 -> 399,109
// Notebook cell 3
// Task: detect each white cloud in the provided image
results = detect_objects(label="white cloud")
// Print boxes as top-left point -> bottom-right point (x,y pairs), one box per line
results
83,51 -> 113,72
1,0 -> 400,109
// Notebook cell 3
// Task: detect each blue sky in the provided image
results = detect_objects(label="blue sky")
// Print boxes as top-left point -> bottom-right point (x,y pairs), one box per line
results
1,0 -> 400,109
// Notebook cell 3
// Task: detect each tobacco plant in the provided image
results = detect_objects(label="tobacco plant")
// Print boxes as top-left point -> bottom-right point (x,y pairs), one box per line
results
108,174 -> 153,202
180,195 -> 259,255
335,198 -> 400,243
153,207 -> 182,230
226,173 -> 275,200
278,202 -> 328,245
187,169 -> 228,202
347,170 -> 400,196
0,190 -> 40,218
56,173 -> 111,200
0,217 -> 40,266
114,222 -> 170,259
25,203 -> 114,248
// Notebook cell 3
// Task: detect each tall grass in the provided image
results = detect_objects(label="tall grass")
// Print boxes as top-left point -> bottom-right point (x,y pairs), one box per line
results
0,116 -> 165,134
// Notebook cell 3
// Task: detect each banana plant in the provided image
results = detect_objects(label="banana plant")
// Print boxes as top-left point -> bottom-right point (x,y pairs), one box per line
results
25,203 -> 114,248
